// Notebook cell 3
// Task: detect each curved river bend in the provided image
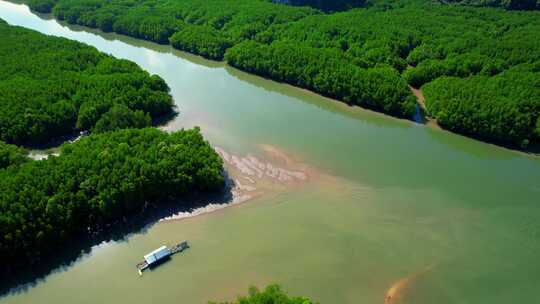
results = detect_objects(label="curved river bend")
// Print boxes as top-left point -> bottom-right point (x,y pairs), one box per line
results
1,2 -> 540,303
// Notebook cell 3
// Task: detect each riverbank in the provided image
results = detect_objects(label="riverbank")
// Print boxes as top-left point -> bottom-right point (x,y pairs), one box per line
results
160,144 -> 315,222
0,17 -> 174,146
10,0 -> 537,155
0,16 -> 225,294
21,0 -> 540,150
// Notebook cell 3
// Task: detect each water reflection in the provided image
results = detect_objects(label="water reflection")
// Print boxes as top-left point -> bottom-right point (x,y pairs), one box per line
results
14,0 -> 540,161
224,65 -> 413,130
16,0 -> 413,132
1,179 -> 236,297
53,18 -> 225,69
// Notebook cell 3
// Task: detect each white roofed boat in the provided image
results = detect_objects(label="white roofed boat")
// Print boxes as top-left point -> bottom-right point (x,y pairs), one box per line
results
144,245 -> 170,265
136,241 -> 189,276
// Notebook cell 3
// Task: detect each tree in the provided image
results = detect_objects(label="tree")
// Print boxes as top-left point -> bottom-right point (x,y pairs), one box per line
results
92,104 -> 152,133
209,284 -> 318,304
0,128 -> 224,277
23,0 -> 540,147
0,141 -> 28,169
0,21 -> 173,145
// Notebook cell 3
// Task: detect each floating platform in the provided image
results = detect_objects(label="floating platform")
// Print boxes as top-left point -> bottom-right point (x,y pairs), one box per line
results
136,241 -> 189,276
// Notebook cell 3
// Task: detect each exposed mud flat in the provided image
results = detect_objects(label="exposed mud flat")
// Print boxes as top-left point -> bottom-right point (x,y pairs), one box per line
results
161,144 -> 313,222
26,141 -> 315,223
216,146 -> 308,183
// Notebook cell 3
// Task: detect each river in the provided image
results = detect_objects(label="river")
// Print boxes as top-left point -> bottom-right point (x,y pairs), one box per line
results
1,1 -> 540,303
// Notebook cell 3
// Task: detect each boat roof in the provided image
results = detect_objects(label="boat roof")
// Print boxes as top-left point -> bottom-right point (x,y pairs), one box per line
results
144,245 -> 168,260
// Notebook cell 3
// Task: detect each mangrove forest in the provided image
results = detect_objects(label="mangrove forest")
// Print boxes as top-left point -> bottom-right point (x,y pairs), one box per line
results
209,284 -> 317,304
0,19 -> 173,145
0,20 -> 224,285
24,0 -> 540,148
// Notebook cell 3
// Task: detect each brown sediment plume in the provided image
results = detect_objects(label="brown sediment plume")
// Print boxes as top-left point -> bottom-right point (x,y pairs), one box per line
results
161,145 -> 312,222
214,146 -> 309,185
384,264 -> 436,304
258,144 -> 298,166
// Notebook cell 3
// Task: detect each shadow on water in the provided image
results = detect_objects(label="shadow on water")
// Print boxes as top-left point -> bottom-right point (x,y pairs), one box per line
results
28,10 -> 225,70
20,131 -> 86,150
413,104 -> 426,124
225,61 -> 540,159
146,255 -> 173,272
4,0 -> 222,68
0,171 -> 236,298
224,65 -> 414,131
18,108 -> 178,151
153,109 -> 179,127
423,121 -> 540,160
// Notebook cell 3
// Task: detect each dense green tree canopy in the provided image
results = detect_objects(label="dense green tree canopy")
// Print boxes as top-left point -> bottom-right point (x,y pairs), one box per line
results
209,285 -> 317,304
422,63 -> 540,147
272,0 -> 366,11
170,25 -> 233,60
0,128 -> 224,276
0,19 -> 173,145
24,0 -> 540,146
0,18 -> 225,290
443,0 -> 539,10
92,104 -> 152,133
225,40 -> 417,116
0,141 -> 28,169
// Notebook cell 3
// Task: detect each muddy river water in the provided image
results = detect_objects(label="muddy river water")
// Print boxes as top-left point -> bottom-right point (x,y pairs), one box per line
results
1,1 -> 540,303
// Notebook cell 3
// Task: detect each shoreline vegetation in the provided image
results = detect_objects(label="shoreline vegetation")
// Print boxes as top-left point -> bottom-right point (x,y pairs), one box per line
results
209,284 -> 318,304
0,20 -> 226,292
0,128 -> 226,292
0,19 -> 174,146
24,0 -> 540,150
